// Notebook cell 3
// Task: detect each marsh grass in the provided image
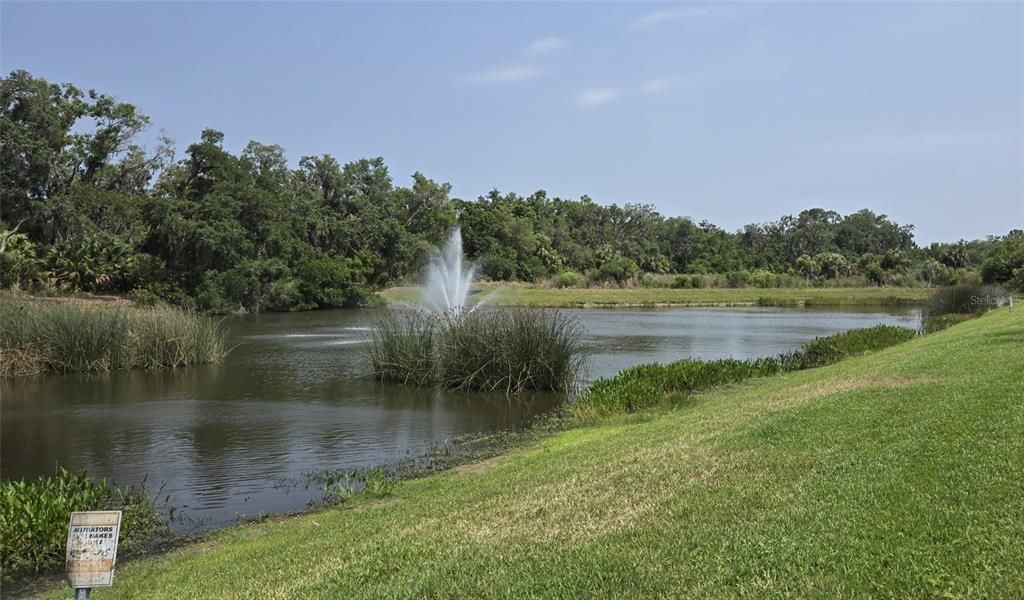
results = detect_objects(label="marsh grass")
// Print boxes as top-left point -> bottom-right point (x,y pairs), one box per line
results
368,309 -> 588,394
926,283 -> 1011,317
920,283 -> 1012,334
0,296 -> 227,376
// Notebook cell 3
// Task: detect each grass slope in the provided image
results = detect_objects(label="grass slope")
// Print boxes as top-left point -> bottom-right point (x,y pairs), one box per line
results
39,309 -> 1023,599
381,285 -> 930,308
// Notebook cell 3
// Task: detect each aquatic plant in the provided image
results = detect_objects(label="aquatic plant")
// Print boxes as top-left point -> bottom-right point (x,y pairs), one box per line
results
921,313 -> 977,334
920,283 -> 1012,333
798,324 -> 918,368
926,283 -> 1011,317
368,309 -> 587,394
316,466 -> 399,506
574,324 -> 919,419
0,296 -> 227,376
0,468 -> 170,583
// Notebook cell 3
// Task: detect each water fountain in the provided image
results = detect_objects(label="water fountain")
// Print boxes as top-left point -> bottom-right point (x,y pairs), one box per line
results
369,226 -> 585,392
422,228 -> 476,313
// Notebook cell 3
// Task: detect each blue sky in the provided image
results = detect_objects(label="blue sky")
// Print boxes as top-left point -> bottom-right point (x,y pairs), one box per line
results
3,1 -> 1021,243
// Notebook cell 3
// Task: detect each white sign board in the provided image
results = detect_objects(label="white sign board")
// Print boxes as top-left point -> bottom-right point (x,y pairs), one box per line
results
66,511 -> 121,588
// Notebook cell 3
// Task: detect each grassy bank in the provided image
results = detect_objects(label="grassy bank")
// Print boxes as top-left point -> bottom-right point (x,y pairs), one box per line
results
35,308 -> 1023,598
0,295 -> 227,376
381,284 -> 930,308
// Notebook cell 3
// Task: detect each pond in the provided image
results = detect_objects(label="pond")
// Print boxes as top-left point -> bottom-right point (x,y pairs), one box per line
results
1,306 -> 920,529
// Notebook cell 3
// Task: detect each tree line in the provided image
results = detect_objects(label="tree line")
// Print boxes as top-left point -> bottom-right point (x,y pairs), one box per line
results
2,70 -> 1021,312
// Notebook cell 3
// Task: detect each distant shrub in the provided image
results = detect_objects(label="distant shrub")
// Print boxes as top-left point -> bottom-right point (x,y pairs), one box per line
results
0,468 -> 169,583
127,287 -> 163,307
884,273 -> 919,288
750,270 -> 779,288
368,309 -> 588,394
556,271 -> 582,288
593,257 -> 640,284
481,255 -> 518,281
981,238 -> 1024,291
815,253 -> 851,279
934,267 -> 981,287
672,274 -> 707,289
724,270 -> 752,288
640,274 -> 668,288
864,263 -> 886,286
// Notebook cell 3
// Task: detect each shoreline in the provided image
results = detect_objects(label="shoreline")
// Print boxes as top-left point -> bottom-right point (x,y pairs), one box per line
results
22,311 -> 1015,593
24,308 -> 1021,598
381,285 -> 931,308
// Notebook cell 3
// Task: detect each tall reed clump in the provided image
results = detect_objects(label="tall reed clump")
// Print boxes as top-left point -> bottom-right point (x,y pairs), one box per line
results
921,283 -> 1012,333
574,324 -> 918,419
366,311 -> 439,386
368,309 -> 587,394
0,468 -> 170,583
0,297 -> 227,376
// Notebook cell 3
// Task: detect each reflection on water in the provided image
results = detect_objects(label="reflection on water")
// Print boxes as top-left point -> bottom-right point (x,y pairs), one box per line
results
1,306 -> 919,528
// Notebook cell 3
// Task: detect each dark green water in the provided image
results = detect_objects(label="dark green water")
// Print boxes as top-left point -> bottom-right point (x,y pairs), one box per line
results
1,306 -> 919,529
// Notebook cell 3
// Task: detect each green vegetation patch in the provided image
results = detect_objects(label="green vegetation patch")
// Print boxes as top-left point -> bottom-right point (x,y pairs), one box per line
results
574,324 -> 917,419
925,282 -> 1013,317
0,468 -> 170,584
0,296 -> 226,376
919,283 -> 1015,334
367,309 -> 588,393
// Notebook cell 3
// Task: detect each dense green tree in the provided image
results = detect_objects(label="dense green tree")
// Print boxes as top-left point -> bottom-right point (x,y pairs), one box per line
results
980,230 -> 1024,291
2,70 -> 1011,310
1,70 -> 152,242
835,209 -> 914,257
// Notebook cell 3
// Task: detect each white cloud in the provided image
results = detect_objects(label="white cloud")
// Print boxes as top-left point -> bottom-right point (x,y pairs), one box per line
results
576,77 -> 688,108
470,65 -> 543,83
630,5 -> 711,29
576,88 -> 623,107
813,129 -> 1019,158
526,36 -> 567,54
639,76 -> 685,94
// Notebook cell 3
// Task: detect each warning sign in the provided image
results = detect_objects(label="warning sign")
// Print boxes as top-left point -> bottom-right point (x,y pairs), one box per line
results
66,511 -> 121,588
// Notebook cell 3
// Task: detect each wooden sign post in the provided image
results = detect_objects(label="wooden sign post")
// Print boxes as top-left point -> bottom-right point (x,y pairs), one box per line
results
66,511 -> 122,598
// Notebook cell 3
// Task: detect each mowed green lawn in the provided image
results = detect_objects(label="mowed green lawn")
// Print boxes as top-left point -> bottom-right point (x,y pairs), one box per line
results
381,285 -> 930,307
41,309 -> 1023,599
